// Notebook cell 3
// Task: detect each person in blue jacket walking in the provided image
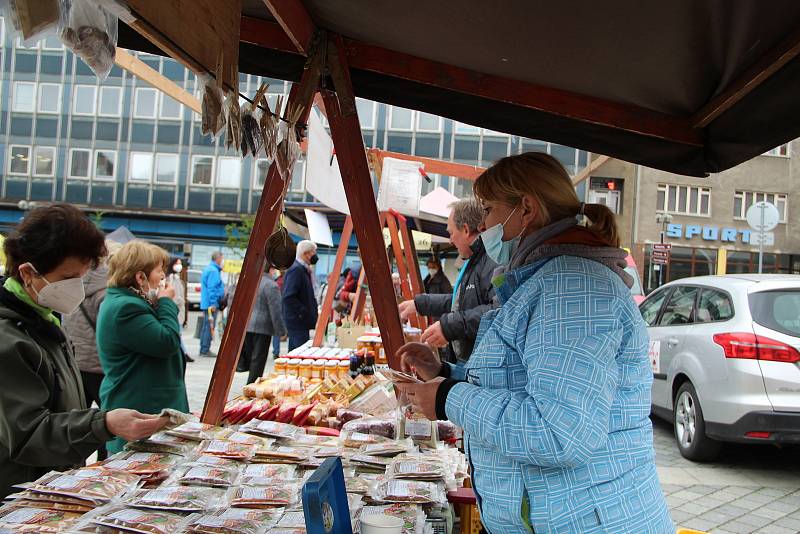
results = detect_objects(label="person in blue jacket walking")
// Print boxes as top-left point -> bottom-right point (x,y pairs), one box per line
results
397,153 -> 673,534
198,251 -> 225,357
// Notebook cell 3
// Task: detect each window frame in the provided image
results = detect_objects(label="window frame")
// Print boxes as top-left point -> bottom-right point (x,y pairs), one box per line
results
128,151 -> 154,183
32,146 -> 56,177
41,34 -> 63,51
657,285 -> 700,327
98,86 -> 123,117
763,143 -> 791,157
37,83 -> 61,114
68,148 -> 92,180
252,158 -> 271,189
12,81 -> 36,112
190,155 -> 215,187
159,92 -> 183,120
93,149 -> 117,181
454,121 -> 481,135
638,287 -> 673,327
355,98 -> 376,129
656,183 -> 712,217
133,87 -> 158,119
8,144 -> 32,175
73,84 -> 98,116
733,190 -> 788,223
415,111 -> 442,133
388,106 -> 414,131
695,287 -> 736,324
215,156 -> 242,189
154,153 -> 180,185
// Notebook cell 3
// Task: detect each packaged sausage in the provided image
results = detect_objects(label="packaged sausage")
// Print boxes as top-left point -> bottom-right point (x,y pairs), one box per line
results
197,440 -> 258,461
88,505 -> 185,534
226,485 -> 301,508
0,504 -> 82,532
20,468 -> 139,505
184,508 -> 281,534
125,486 -> 224,513
126,432 -> 196,456
372,479 -> 446,505
175,465 -> 241,487
240,420 -> 304,440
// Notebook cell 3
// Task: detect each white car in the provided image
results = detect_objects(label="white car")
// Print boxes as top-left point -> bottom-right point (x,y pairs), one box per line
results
640,274 -> 800,461
186,269 -> 202,310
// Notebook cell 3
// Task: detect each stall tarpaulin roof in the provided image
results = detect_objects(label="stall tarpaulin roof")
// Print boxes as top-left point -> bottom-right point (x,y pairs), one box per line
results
118,1 -> 800,177
105,225 -> 137,245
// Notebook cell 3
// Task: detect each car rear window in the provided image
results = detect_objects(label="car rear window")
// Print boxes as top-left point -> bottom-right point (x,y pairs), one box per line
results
749,290 -> 800,337
188,270 -> 201,283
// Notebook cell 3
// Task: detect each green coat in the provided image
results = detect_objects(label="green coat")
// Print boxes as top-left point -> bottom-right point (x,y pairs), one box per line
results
97,287 -> 189,453
0,280 -> 112,499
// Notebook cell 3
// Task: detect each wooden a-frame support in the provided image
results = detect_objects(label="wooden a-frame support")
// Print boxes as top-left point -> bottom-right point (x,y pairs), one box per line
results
312,215 -> 353,346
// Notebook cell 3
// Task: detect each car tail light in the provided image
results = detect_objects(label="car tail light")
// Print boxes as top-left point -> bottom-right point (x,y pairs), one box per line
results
195,287 -> 201,292
745,431 -> 772,439
713,332 -> 800,363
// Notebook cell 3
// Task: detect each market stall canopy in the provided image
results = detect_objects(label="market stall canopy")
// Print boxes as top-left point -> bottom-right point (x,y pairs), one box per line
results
118,1 -> 800,177
106,225 -> 137,244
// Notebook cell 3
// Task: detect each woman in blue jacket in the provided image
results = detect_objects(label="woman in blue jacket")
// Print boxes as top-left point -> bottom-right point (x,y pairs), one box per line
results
397,153 -> 673,534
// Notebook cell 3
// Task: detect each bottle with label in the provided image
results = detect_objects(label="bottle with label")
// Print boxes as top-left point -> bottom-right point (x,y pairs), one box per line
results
349,354 -> 361,379
362,353 -> 375,376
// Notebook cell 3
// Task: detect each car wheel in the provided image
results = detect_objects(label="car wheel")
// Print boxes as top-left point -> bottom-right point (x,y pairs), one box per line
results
673,382 -> 722,462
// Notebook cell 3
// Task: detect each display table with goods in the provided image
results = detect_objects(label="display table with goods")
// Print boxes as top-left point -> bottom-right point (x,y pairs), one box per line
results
0,371 -> 465,534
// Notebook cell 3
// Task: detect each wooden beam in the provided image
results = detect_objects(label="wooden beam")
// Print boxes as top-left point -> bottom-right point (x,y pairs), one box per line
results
325,35 -> 405,367
370,149 -> 485,181
237,19 -> 701,146
312,216 -> 353,346
261,0 -> 315,56
201,44 -> 324,424
393,211 -> 428,330
692,26 -> 800,128
240,15 -> 298,54
385,212 -> 418,328
114,49 -> 200,113
572,154 -> 611,186
349,268 -> 367,323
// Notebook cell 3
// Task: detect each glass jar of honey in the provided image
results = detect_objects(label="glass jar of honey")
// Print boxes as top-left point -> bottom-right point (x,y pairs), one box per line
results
287,358 -> 301,377
274,357 -> 288,375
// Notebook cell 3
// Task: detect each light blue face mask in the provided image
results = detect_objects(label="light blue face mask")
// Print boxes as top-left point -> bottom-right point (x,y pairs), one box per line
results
480,206 -> 521,265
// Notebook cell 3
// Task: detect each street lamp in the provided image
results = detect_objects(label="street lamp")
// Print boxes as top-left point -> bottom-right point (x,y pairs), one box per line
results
654,212 -> 673,287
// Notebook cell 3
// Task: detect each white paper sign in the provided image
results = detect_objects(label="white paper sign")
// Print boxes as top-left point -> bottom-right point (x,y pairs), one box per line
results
378,157 -> 423,217
304,209 -> 334,246
306,110 -> 350,215
648,340 -> 661,374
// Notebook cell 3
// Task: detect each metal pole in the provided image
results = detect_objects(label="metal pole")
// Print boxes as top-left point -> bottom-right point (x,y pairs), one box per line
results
658,226 -> 664,287
758,204 -> 765,274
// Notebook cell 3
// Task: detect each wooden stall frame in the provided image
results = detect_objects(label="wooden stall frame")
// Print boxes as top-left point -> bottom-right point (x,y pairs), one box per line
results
312,215 -> 353,346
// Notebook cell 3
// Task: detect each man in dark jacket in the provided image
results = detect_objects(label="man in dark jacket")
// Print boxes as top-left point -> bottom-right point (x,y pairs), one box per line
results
399,199 -> 496,378
239,265 -> 287,383
423,257 -> 452,295
282,240 -> 319,351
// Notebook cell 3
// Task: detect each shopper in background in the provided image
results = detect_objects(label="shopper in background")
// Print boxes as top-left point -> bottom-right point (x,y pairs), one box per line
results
282,240 -> 319,351
98,241 -> 189,454
62,239 -> 122,461
239,265 -> 287,384
423,257 -> 452,295
0,205 -> 167,498
199,251 -> 225,358
167,256 -> 194,363
271,270 -> 285,359
396,153 -> 672,533
399,199 -> 496,376
334,262 -> 361,318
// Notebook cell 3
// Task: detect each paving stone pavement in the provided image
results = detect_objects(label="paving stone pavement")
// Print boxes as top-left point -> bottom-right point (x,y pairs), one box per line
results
181,312 -> 800,533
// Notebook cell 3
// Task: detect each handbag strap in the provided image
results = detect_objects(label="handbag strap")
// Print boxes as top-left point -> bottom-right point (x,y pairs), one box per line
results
78,302 -> 96,331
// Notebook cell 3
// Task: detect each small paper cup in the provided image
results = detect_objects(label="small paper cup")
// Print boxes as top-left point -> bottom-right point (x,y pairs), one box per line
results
360,514 -> 404,534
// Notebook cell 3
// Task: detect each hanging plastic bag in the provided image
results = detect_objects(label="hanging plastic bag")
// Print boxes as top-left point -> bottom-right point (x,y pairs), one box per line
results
225,91 -> 243,152
241,84 -> 268,158
58,0 -> 117,81
200,73 -> 226,138
1,0 -> 61,46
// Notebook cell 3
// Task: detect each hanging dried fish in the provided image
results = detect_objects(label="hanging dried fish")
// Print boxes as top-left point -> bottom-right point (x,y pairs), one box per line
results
224,91 -> 242,152
274,100 -> 304,181
200,74 -> 225,137
264,94 -> 283,161
240,85 -> 268,157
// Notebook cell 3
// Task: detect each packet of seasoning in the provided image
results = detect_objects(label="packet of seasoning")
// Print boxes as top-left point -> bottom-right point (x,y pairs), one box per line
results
84,505 -> 185,534
198,439 -> 258,461
0,504 -> 82,532
226,484 -> 301,508
126,431 -> 196,456
125,486 -> 224,513
174,465 -> 241,488
165,422 -> 222,441
184,507 -> 282,534
240,420 -> 304,440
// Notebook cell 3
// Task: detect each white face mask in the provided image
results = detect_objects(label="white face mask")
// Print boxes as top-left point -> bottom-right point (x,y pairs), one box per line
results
428,268 -> 439,276
25,264 -> 85,315
139,272 -> 161,302
173,264 -> 183,274
480,207 -> 522,265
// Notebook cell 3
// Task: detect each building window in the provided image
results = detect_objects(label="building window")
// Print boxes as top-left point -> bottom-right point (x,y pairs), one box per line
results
356,98 -> 376,129
416,111 -> 441,132
98,86 -> 122,116
155,154 -> 179,184
37,84 -> 61,114
253,158 -> 270,188
454,121 -> 480,135
763,143 -> 790,157
42,34 -> 62,50
733,190 -> 787,223
388,106 -> 413,130
12,81 -> 35,112
134,87 -> 158,118
73,85 -> 97,115
129,152 -> 154,182
33,146 -> 55,176
216,157 -> 241,188
94,150 -> 116,180
8,145 -> 31,175
160,93 -> 182,120
69,148 -> 91,179
191,155 -> 214,186
657,184 -> 711,216
290,159 -> 305,192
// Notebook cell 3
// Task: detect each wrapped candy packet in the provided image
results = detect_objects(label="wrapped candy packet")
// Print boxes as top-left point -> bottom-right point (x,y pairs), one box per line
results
0,504 -> 83,532
125,486 -> 224,512
184,508 -> 282,534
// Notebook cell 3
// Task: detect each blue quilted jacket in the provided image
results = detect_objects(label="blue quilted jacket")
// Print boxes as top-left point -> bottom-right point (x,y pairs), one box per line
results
444,255 -> 673,534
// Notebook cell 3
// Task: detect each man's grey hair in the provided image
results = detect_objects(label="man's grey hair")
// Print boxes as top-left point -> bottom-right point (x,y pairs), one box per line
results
296,239 -> 317,258
448,198 -> 483,234
211,251 -> 223,262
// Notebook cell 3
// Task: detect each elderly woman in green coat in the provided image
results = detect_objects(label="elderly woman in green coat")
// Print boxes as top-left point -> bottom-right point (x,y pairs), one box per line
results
97,240 -> 190,454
